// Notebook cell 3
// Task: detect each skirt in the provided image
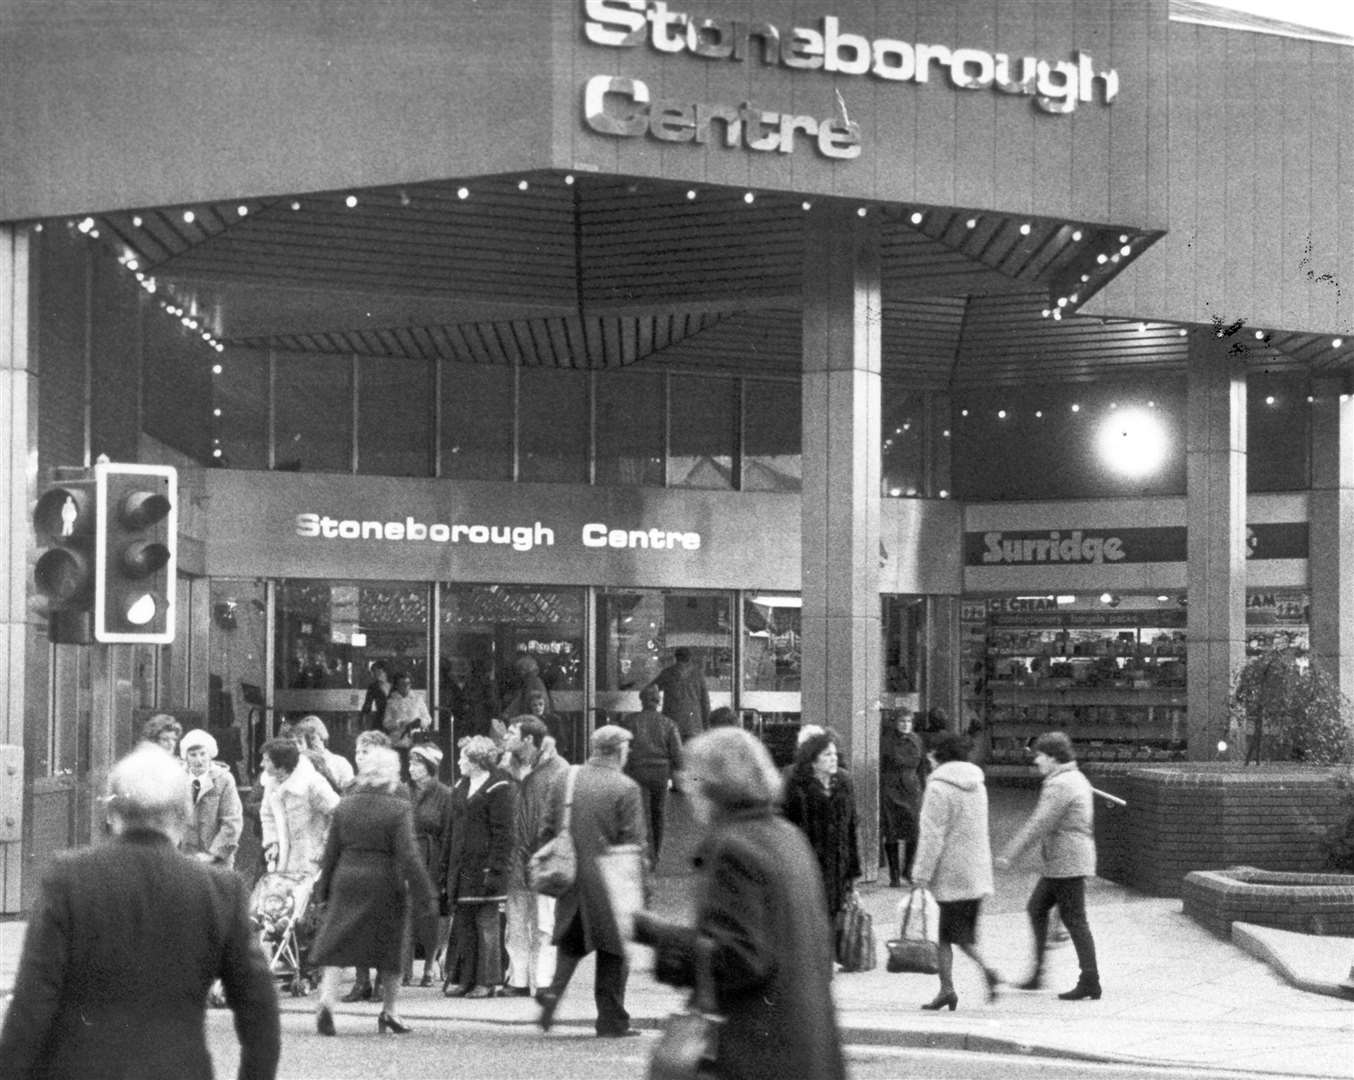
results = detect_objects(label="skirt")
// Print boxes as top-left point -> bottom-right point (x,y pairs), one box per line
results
937,898 -> 981,946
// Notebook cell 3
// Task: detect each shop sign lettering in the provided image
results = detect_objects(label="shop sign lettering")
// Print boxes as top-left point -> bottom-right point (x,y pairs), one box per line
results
294,513 -> 701,554
976,529 -> 1128,565
582,1 -> 1119,159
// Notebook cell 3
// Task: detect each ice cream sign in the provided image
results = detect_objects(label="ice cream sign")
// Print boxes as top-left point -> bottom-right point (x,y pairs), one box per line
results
582,0 -> 1120,160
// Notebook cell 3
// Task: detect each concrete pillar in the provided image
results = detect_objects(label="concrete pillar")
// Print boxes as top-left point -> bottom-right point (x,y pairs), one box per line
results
801,207 -> 882,872
1185,329 -> 1247,759
1307,376 -> 1354,694
0,226 -> 34,911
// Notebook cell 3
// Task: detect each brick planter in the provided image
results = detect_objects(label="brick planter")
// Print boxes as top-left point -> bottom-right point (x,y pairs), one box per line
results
1086,763 -> 1350,898
1182,866 -> 1354,937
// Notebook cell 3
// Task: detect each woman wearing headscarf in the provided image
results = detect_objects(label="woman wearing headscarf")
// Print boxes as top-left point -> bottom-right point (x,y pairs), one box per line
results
404,742 -> 453,987
311,746 -> 435,1037
634,727 -> 846,1080
910,732 -> 1001,1011
442,735 -> 516,999
178,729 -> 243,868
880,708 -> 928,887
782,727 -> 862,922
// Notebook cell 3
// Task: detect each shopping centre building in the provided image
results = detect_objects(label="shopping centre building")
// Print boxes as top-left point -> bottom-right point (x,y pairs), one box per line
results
0,0 -> 1350,910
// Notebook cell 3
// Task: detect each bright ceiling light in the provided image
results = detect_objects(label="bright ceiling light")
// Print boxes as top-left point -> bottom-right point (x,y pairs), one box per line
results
1097,407 -> 1169,478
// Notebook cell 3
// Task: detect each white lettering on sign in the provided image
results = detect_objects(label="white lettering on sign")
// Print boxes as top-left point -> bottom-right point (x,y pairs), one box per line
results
583,1 -> 1118,116
294,514 -> 704,555
981,530 -> 1125,565
581,523 -> 702,550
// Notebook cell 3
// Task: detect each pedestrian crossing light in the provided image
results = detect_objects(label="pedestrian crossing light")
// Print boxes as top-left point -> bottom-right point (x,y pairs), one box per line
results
32,472 -> 98,644
94,463 -> 177,644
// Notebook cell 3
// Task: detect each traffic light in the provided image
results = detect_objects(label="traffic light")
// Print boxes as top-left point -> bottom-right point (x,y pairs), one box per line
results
32,471 -> 98,644
93,462 -> 177,644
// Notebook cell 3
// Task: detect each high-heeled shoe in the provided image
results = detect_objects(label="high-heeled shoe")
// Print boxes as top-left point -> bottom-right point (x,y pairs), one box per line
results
920,991 -> 958,1011
983,967 -> 1002,1003
316,1006 -> 336,1037
377,1011 -> 412,1035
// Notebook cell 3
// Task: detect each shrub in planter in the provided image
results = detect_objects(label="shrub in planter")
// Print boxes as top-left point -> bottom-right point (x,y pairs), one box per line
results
1227,648 -> 1354,766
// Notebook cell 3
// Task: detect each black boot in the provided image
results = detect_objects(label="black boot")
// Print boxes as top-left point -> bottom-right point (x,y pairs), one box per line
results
1058,975 -> 1102,1001
884,843 -> 902,888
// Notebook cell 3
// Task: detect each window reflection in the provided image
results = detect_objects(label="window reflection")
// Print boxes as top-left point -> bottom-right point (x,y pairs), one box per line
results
742,593 -> 801,691
596,370 -> 665,486
440,363 -> 513,481
669,375 -> 736,489
274,353 -> 352,473
743,380 -> 801,491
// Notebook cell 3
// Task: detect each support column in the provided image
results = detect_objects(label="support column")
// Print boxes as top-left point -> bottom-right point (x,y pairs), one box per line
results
0,225 -> 34,911
1307,376 -> 1354,694
801,207 -> 882,872
1185,329 -> 1247,759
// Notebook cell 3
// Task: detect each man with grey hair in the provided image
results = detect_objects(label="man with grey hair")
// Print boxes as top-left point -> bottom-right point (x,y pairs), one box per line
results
535,723 -> 647,1038
0,744 -> 280,1079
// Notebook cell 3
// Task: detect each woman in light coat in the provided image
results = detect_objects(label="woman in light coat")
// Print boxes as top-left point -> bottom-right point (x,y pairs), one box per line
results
178,729 -> 244,868
259,738 -> 340,875
910,732 -> 1000,1011
996,730 -> 1101,1001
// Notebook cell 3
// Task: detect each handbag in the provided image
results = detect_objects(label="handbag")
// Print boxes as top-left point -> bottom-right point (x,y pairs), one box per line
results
649,936 -> 722,1080
528,766 -> 579,898
833,889 -> 876,972
885,885 -> 940,974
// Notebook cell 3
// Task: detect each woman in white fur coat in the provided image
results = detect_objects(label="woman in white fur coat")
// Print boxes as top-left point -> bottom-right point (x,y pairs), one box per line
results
259,737 -> 340,875
909,731 -> 1000,1012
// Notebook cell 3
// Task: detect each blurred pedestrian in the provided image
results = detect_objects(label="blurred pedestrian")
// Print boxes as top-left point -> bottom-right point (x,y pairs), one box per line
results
442,735 -> 516,999
343,729 -> 398,1004
404,742 -> 453,987
296,715 -> 355,791
880,707 -> 927,886
503,653 -> 551,720
311,746 -> 436,1036
622,683 -> 682,862
634,727 -> 846,1080
258,737 -> 340,875
535,725 -> 647,1038
179,728 -> 243,868
383,670 -> 432,750
648,646 -> 710,741
996,731 -> 1102,1001
782,727 -> 861,921
910,731 -> 1001,1011
141,712 -> 182,755
707,705 -> 739,727
501,715 -> 569,996
0,744 -> 280,1079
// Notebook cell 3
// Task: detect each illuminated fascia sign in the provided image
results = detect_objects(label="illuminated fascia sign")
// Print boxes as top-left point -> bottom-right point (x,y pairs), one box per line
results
295,513 -> 702,553
582,0 -> 1119,160
967,523 -> 1309,566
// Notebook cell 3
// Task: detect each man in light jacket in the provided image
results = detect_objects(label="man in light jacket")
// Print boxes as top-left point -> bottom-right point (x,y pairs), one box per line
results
996,730 -> 1101,1001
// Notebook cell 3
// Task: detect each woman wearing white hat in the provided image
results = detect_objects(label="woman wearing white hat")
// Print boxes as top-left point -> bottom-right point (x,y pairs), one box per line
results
179,729 -> 244,868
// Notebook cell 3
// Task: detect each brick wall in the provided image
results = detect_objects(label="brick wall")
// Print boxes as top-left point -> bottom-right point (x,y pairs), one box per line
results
1088,763 -> 1350,898
1181,868 -> 1354,937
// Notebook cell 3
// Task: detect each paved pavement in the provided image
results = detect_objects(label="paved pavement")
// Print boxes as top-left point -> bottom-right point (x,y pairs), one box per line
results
3,785 -> 1352,1076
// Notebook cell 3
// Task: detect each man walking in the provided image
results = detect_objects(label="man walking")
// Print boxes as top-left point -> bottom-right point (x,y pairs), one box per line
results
534,725 -> 648,1037
622,683 -> 682,863
0,744 -> 280,1079
996,731 -> 1102,1001
502,715 -> 570,996
648,646 -> 709,741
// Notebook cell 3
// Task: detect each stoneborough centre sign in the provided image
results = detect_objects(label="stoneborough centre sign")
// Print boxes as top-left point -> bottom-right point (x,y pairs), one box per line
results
581,0 -> 1121,160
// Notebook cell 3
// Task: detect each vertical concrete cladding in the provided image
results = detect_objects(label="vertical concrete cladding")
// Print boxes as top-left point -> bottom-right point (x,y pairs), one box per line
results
570,0 -> 1161,226
0,1 -> 559,220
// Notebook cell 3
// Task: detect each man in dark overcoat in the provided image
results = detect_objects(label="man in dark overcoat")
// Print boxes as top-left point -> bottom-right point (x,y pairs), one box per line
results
0,744 -> 280,1080
534,724 -> 648,1037
647,646 -> 710,741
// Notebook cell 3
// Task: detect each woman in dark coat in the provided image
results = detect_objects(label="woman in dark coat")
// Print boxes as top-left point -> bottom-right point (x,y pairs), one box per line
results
635,727 -> 846,1080
403,742 -> 454,986
442,735 -> 516,998
782,728 -> 862,919
311,746 -> 435,1037
880,708 -> 928,886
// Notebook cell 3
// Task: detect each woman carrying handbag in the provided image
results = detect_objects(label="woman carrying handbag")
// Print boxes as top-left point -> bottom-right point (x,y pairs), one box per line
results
909,732 -> 1001,1011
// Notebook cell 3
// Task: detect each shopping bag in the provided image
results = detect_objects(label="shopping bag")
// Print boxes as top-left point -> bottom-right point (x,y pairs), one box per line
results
885,885 -> 939,974
649,936 -> 722,1080
529,766 -> 579,898
833,890 -> 877,972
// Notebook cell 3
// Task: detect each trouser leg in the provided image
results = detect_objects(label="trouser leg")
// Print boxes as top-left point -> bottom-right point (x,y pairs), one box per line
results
1025,877 -> 1058,977
883,843 -> 901,886
535,894 -> 557,991
505,889 -> 534,989
593,948 -> 631,1035
647,780 -> 666,860
1049,876 -> 1099,982
548,912 -> 585,997
474,902 -> 504,987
